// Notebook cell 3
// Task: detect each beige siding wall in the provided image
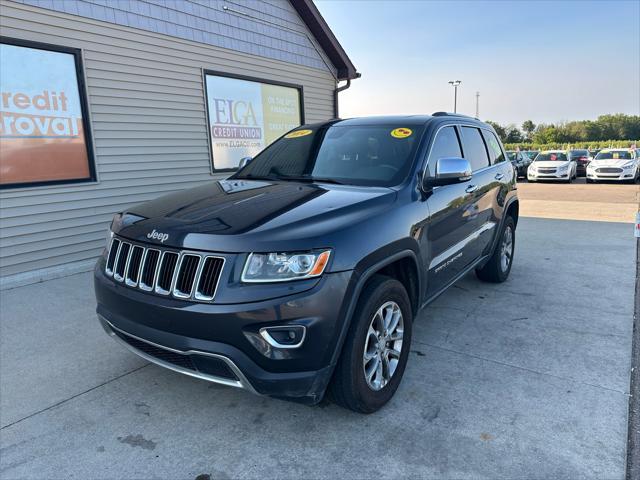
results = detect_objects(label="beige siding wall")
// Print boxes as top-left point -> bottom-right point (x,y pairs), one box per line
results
0,0 -> 337,286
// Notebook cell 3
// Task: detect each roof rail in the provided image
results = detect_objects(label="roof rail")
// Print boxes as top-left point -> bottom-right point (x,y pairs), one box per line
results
432,111 -> 477,119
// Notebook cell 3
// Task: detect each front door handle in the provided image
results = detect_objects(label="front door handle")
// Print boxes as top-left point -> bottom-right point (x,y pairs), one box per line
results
465,184 -> 478,193
495,172 -> 504,180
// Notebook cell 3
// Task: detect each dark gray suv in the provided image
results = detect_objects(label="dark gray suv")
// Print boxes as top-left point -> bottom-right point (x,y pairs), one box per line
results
94,113 -> 519,413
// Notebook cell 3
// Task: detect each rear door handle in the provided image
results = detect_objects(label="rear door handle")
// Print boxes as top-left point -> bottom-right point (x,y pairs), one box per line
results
465,184 -> 478,193
495,173 -> 504,180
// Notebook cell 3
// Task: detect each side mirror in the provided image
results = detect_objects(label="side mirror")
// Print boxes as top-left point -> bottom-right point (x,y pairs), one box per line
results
424,157 -> 472,188
238,157 -> 252,169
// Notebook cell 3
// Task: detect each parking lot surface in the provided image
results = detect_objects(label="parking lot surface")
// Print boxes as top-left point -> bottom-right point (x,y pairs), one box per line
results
1,210 -> 636,478
518,177 -> 639,223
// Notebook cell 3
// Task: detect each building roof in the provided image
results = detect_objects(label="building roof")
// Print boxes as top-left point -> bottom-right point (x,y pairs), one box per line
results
290,0 -> 360,81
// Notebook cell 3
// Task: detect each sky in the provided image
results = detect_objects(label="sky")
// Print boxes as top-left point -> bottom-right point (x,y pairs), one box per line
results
315,0 -> 640,127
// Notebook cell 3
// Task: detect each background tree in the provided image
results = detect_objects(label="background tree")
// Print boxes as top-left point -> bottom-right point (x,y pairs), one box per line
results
521,120 -> 536,141
486,121 -> 507,142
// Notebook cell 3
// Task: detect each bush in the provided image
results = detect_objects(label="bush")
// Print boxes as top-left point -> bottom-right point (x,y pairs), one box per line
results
503,140 -> 639,151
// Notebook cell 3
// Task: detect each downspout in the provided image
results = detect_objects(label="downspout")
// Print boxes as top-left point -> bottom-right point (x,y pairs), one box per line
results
334,75 -> 359,118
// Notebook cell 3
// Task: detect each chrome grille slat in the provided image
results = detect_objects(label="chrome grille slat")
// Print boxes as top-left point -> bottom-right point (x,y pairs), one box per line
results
125,246 -> 144,287
105,236 -> 224,302
105,238 -> 121,276
155,251 -> 180,295
195,256 -> 225,301
139,249 -> 160,291
173,254 -> 201,298
113,242 -> 131,282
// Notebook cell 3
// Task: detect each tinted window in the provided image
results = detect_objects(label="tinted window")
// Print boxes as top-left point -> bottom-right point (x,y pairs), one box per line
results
428,126 -> 462,165
460,127 -> 490,171
481,130 -> 505,164
534,152 -> 568,162
595,150 -> 632,160
235,125 -> 424,187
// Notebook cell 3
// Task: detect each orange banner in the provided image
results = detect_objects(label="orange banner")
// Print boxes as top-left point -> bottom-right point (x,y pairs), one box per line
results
0,112 -> 89,185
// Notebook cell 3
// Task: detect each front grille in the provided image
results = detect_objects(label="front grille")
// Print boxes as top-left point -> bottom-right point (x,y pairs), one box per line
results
196,257 -> 225,301
538,168 -> 556,174
105,236 -> 225,302
113,329 -> 238,380
597,167 -> 622,174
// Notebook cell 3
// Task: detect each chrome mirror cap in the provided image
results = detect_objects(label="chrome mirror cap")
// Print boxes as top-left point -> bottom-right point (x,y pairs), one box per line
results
423,157 -> 472,188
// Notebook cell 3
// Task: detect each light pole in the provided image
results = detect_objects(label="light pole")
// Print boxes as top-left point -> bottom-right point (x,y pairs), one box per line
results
448,80 -> 461,113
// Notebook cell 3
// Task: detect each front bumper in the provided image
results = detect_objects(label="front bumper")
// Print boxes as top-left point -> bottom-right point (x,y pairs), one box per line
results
527,171 -> 570,181
94,260 -> 354,403
587,169 -> 636,181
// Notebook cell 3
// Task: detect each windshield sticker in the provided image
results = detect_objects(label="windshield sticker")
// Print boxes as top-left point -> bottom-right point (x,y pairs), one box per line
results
390,128 -> 413,139
550,154 -> 557,161
284,129 -> 312,139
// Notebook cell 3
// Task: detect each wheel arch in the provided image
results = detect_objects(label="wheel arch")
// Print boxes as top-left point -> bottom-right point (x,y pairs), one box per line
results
328,248 -> 422,369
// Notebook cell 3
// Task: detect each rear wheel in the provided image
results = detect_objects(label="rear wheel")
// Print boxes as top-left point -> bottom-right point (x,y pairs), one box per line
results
476,216 -> 515,283
329,275 -> 413,413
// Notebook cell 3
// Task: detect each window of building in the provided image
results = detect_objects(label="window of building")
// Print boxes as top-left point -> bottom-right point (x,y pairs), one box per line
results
460,127 -> 490,171
204,71 -> 303,172
0,38 -> 95,189
481,129 -> 505,164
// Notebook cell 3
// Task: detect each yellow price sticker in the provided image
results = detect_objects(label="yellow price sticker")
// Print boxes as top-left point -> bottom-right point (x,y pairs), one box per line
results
284,129 -> 313,139
391,128 -> 413,139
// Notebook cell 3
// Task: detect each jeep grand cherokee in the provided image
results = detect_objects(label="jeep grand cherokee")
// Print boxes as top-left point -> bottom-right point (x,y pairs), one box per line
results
94,113 -> 519,413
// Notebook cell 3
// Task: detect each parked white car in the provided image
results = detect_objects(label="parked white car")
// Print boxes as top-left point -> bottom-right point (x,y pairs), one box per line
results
586,148 -> 639,183
527,150 -> 577,183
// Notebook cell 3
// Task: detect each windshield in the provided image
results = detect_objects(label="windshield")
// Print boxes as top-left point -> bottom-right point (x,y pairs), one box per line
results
595,150 -> 632,160
233,124 -> 424,187
507,152 -> 517,161
534,152 -> 567,162
569,150 -> 588,158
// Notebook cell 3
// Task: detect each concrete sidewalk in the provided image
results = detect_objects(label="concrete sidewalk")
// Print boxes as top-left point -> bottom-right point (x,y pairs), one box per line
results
0,217 -> 636,479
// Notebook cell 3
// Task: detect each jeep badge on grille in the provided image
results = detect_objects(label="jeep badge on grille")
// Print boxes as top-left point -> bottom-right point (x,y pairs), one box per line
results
147,229 -> 169,243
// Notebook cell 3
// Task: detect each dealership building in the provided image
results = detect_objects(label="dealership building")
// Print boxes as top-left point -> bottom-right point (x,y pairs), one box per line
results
0,0 -> 358,288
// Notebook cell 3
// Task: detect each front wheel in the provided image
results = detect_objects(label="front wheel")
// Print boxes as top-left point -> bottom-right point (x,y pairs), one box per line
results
476,216 -> 515,283
329,275 -> 413,413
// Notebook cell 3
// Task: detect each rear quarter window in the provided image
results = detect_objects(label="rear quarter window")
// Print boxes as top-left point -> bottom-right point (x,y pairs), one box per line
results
460,127 -> 490,171
481,130 -> 505,164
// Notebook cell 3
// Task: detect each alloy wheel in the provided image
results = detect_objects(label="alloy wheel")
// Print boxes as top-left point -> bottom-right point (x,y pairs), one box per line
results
500,225 -> 514,272
363,301 -> 404,391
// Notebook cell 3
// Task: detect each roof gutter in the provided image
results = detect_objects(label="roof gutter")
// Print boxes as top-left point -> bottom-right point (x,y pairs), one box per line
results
290,0 -> 359,81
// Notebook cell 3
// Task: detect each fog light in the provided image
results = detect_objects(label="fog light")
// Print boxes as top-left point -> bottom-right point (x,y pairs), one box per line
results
260,326 -> 306,348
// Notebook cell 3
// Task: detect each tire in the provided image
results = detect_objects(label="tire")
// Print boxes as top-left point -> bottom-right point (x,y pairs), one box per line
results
329,275 -> 413,413
476,215 -> 515,283
586,178 -> 593,184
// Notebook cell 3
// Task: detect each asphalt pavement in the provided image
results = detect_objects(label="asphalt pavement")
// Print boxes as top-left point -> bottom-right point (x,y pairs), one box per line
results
1,210 -> 636,478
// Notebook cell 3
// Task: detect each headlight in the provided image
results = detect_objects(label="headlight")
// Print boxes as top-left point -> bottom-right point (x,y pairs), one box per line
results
557,164 -> 568,173
622,162 -> 635,170
241,250 -> 331,283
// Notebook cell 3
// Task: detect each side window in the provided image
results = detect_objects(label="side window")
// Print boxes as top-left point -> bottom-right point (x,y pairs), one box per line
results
460,127 -> 490,171
481,130 -> 505,164
428,126 -> 462,165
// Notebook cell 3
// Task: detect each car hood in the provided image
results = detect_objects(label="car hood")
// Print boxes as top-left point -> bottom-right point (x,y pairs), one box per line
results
532,161 -> 570,168
113,179 -> 397,253
589,159 -> 633,167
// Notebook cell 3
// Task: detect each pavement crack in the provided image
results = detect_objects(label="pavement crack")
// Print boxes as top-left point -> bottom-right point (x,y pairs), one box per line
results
0,364 -> 150,431
413,340 -> 628,395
